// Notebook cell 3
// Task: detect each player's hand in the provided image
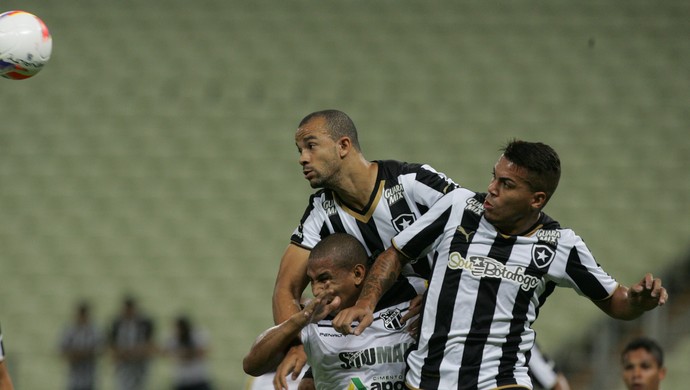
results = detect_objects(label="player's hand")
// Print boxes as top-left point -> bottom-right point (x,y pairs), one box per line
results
629,273 -> 668,310
332,302 -> 374,336
401,294 -> 423,338
303,289 -> 341,324
274,344 -> 307,390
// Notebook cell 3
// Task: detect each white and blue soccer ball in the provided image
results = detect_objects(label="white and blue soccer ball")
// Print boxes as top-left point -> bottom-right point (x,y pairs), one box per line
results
0,10 -> 52,80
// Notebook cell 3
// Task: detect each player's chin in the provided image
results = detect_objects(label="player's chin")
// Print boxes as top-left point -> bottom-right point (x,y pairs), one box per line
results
483,209 -> 498,223
307,178 -> 324,189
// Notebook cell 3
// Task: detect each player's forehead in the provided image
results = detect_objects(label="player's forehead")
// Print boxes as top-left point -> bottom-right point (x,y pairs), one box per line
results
307,256 -> 340,276
295,117 -> 330,142
623,349 -> 660,368
494,155 -> 531,183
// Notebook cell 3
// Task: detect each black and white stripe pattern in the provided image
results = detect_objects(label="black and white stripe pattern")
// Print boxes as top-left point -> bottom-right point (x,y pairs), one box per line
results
394,189 -> 618,390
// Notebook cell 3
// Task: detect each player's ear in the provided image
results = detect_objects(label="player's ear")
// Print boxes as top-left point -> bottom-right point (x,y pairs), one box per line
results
337,137 -> 351,158
531,191 -> 547,210
353,264 -> 366,286
659,366 -> 667,381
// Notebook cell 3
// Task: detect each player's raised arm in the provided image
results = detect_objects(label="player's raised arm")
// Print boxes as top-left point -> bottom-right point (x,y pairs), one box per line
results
273,244 -> 311,324
594,273 -> 668,320
244,290 -> 340,377
271,244 -> 312,383
332,246 -> 408,336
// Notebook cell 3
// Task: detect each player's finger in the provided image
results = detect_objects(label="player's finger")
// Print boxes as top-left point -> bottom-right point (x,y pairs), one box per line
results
402,295 -> 423,323
331,311 -> 352,334
275,354 -> 296,388
407,317 -> 420,337
659,287 -> 669,305
643,273 -> 654,289
629,282 -> 643,296
353,316 -> 373,336
274,371 -> 288,390
324,296 -> 341,314
401,311 -> 413,324
292,356 -> 306,380
648,279 -> 658,297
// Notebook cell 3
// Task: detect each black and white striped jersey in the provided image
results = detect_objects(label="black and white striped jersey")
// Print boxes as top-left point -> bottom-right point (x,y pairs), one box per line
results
291,160 -> 458,280
392,188 -> 619,390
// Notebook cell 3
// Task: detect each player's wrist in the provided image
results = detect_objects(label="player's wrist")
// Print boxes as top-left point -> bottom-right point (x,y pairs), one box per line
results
289,311 -> 311,329
287,336 -> 303,349
354,298 -> 376,312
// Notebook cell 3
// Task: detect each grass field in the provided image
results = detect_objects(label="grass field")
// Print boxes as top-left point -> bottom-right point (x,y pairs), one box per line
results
1,1 -> 688,389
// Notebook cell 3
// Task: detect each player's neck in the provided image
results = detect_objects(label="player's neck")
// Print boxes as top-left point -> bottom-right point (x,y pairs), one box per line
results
335,160 -> 378,210
497,211 -> 543,236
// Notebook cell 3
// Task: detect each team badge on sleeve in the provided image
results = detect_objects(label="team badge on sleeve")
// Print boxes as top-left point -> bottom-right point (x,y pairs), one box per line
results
532,244 -> 555,268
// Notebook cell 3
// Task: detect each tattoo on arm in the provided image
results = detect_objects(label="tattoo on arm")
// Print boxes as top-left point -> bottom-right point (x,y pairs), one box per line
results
358,249 -> 405,306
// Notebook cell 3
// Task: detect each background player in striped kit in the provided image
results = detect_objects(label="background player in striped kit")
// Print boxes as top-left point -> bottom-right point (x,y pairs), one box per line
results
271,109 -> 458,388
528,343 -> 570,390
333,140 -> 668,390
245,233 -> 423,389
620,337 -> 666,390
59,301 -> 104,390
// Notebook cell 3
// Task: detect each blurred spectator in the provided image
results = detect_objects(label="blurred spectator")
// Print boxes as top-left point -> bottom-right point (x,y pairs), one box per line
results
108,296 -> 155,390
163,315 -> 213,390
0,324 -> 15,390
59,301 -> 103,390
621,337 -> 666,390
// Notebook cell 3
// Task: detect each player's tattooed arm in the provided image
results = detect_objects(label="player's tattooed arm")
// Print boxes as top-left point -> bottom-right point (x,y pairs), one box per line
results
332,246 -> 409,336
358,248 -> 406,308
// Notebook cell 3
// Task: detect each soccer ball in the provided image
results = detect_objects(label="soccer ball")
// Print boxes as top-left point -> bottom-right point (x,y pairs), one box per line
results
0,10 -> 52,80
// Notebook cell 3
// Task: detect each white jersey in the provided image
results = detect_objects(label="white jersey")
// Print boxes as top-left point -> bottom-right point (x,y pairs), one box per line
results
392,189 -> 619,390
302,277 -> 425,390
291,160 -> 458,280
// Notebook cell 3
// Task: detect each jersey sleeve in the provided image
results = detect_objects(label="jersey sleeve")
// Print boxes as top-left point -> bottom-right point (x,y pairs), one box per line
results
401,163 -> 459,209
552,232 -> 619,301
290,193 -> 328,250
392,190 -> 465,260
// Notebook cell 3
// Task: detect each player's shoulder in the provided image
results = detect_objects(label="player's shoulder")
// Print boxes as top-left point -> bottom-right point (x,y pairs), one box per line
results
534,215 -> 581,246
446,187 -> 482,205
374,159 -> 436,175
375,160 -> 459,193
374,160 -> 413,177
